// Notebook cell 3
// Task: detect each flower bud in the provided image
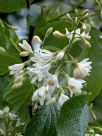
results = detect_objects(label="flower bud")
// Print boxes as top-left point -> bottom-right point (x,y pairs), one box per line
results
66,13 -> 72,20
0,47 -> 6,54
0,129 -> 4,136
12,82 -> 23,89
56,51 -> 64,60
19,51 -> 30,57
58,93 -> 69,106
83,39 -> 91,48
9,113 -> 17,120
53,31 -> 64,38
14,75 -> 24,84
46,27 -> 53,36
82,23 -> 87,30
32,36 -> 42,44
47,97 -> 56,105
32,36 -> 42,51
3,106 -> 9,113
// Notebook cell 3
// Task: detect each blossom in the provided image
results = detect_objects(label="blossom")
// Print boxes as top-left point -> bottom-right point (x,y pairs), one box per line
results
16,118 -> 24,127
27,63 -> 50,83
8,63 -> 25,89
45,74 -> 59,93
99,35 -> 102,38
74,58 -> 92,79
32,86 -> 49,105
0,107 -> 17,121
58,93 -> 69,106
66,28 -> 81,40
31,49 -> 53,64
32,36 -> 42,52
56,51 -> 64,60
66,28 -> 90,41
19,40 -> 33,53
8,63 -> 24,75
68,77 -> 85,96
8,113 -> 17,120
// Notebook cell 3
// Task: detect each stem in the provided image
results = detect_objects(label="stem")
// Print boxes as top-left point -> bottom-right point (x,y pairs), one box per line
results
56,30 -> 76,73
26,0 -> 30,9
28,26 -> 35,45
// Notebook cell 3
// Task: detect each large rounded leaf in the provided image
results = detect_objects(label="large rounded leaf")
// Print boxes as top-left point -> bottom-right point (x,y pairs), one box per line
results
25,103 -> 60,136
57,95 -> 89,136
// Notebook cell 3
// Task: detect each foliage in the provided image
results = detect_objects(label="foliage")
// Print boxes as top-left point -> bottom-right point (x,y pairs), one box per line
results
0,0 -> 102,136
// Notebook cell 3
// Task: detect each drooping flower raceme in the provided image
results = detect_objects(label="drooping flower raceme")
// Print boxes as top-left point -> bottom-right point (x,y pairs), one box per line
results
8,27 -> 92,108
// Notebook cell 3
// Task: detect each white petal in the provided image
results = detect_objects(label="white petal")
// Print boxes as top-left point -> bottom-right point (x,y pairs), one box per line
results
19,40 -> 33,52
58,93 -> 69,106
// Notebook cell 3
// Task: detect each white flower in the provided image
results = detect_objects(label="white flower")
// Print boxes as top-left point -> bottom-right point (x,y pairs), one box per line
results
8,63 -> 25,89
19,40 -> 33,53
0,108 -> 17,121
56,51 -> 64,60
99,35 -> 102,38
16,118 -> 24,127
68,77 -> 85,96
66,28 -> 90,41
9,113 -> 17,120
66,28 -> 81,40
27,63 -> 50,83
45,74 -> 59,93
31,49 -> 53,64
8,63 -> 24,75
74,58 -> 92,79
80,31 -> 91,40
32,86 -> 49,105
32,36 -> 42,52
58,93 -> 69,106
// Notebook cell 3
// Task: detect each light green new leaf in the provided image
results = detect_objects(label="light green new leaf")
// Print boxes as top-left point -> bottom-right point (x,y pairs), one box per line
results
4,79 -> 34,122
57,95 -> 89,136
28,4 -> 41,27
0,0 -> 26,13
25,103 -> 60,136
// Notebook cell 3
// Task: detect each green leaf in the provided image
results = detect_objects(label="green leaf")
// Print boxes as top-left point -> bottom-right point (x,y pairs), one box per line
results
0,21 -> 21,59
0,53 -> 21,75
0,0 -> 26,13
85,27 -> 102,100
28,4 -> 41,27
25,103 -> 60,136
0,74 -> 11,104
57,95 -> 89,136
4,79 -> 34,122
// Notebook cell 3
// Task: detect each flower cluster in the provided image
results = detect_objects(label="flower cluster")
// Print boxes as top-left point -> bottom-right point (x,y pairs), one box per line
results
0,107 -> 24,127
8,26 -> 92,109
